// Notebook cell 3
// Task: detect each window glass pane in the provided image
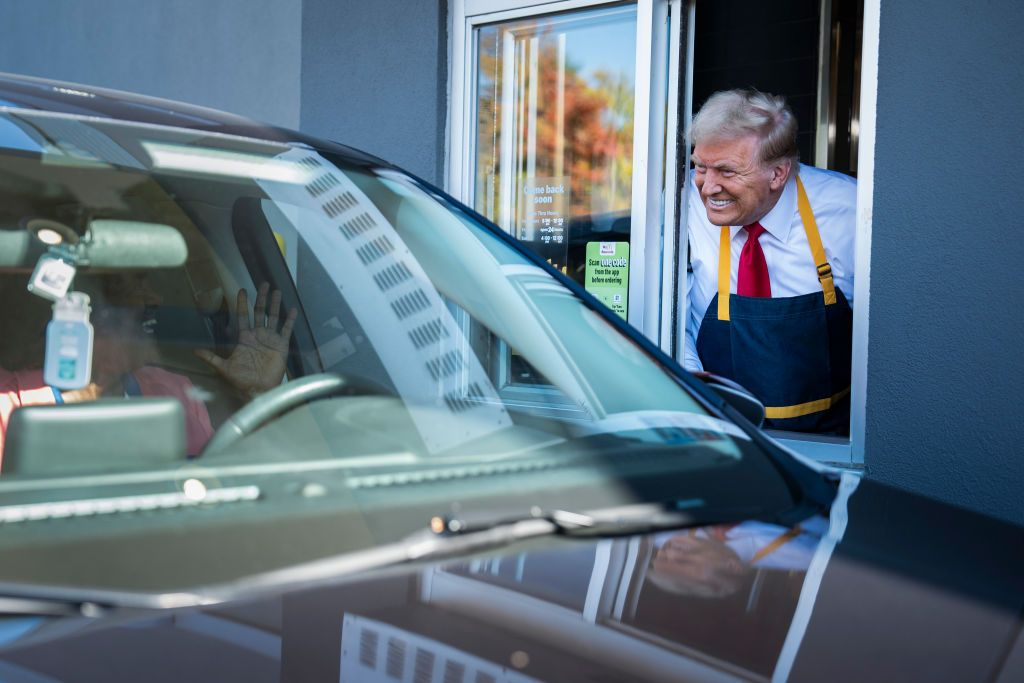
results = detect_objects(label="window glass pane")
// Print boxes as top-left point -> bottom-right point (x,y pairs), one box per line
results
475,5 -> 637,308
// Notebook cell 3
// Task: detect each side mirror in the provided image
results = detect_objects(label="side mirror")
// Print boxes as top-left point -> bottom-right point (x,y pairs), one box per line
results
691,371 -> 765,428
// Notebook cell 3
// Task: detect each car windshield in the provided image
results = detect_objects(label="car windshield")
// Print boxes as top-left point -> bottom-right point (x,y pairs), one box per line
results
0,110 -> 796,594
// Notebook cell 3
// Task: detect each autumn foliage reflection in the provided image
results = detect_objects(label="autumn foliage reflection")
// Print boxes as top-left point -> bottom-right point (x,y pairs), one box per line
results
474,23 -> 635,232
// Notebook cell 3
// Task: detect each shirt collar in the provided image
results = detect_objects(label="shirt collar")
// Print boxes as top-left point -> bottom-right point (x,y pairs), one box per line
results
729,164 -> 800,243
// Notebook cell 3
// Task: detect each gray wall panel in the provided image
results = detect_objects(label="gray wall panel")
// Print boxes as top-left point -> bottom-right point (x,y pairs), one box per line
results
866,0 -> 1024,523
300,0 -> 448,184
0,0 -> 302,128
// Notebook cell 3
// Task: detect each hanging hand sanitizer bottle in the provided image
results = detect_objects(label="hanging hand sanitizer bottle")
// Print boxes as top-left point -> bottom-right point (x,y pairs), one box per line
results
44,292 -> 94,390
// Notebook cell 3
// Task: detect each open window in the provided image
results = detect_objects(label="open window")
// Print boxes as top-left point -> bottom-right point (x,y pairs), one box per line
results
674,0 -> 865,463
449,0 -> 873,465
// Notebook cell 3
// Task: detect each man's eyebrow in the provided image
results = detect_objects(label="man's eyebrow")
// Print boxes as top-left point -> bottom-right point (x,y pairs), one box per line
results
690,156 -> 736,172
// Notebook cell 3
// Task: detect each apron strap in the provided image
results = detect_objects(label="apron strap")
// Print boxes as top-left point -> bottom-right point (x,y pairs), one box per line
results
764,386 -> 850,420
750,525 -> 804,564
717,226 -> 732,321
714,174 -> 837,323
796,176 -> 837,305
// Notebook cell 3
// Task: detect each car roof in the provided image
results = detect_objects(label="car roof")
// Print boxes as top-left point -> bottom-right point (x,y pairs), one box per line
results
0,71 -> 387,167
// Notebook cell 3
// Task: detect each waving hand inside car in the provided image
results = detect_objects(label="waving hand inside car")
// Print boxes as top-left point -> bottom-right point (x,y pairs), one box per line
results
195,282 -> 297,397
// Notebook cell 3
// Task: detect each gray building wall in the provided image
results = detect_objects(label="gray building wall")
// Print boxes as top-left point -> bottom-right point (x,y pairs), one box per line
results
865,0 -> 1024,524
300,0 -> 449,185
0,0 -> 303,128
0,0 -> 449,184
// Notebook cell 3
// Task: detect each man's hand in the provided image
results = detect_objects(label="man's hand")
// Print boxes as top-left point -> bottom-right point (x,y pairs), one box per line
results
195,283 -> 297,397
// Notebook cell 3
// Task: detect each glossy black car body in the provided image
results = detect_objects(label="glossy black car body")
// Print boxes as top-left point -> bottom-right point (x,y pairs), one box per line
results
0,73 -> 1020,683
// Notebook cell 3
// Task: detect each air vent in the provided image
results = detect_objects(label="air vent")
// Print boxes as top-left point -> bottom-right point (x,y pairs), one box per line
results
305,171 -> 341,198
374,262 -> 415,292
408,318 -> 449,349
340,211 -> 376,239
386,637 -> 407,679
413,648 -> 435,683
356,235 -> 396,265
360,628 -> 379,669
324,191 -> 359,218
444,383 -> 484,413
426,350 -> 464,381
390,289 -> 431,320
341,615 -> 542,683
443,660 -> 466,683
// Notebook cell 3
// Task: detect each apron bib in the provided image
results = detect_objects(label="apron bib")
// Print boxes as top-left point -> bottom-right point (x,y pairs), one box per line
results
695,177 -> 853,435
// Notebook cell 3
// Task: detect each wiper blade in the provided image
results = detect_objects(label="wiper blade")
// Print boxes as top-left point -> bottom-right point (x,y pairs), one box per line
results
0,581 -> 208,617
0,503 -> 760,614
427,499 -> 742,541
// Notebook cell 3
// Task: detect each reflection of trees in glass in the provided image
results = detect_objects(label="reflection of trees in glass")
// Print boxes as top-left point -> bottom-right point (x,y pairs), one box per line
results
475,27 -> 502,221
474,22 -> 635,228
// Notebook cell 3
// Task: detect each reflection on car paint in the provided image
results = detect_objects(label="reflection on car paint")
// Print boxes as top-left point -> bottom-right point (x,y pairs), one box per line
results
341,613 -> 542,683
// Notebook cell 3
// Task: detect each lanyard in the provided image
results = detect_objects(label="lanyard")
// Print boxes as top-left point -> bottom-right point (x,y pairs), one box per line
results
716,175 -> 838,322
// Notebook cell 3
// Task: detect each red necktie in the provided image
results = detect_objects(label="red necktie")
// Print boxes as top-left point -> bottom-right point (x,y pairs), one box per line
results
737,222 -> 771,297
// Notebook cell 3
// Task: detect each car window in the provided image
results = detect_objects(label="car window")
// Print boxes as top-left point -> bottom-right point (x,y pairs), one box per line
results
0,110 -> 796,592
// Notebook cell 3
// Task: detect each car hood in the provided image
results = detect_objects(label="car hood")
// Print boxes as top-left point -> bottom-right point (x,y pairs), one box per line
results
0,476 -> 1020,682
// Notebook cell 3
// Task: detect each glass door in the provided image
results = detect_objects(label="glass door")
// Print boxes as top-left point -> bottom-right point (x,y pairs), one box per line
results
450,0 -> 680,345
474,4 -> 637,320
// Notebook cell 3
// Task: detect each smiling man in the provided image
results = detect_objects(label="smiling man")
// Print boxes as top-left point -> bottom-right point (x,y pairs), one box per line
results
684,89 -> 857,435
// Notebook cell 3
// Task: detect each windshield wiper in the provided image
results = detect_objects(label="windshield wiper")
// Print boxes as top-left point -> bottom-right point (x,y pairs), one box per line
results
211,500 -> 742,600
424,500 -> 762,542
0,581 -> 208,617
0,502 -> 766,614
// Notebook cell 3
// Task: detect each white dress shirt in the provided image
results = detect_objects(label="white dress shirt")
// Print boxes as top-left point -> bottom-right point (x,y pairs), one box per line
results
721,517 -> 826,570
684,164 -> 857,371
652,515 -> 828,571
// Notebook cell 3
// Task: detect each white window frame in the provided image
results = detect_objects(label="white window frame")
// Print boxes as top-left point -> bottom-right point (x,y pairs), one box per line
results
847,0 -> 878,466
669,0 -> 876,467
777,0 -> 876,466
447,0 -> 682,344
448,0 -> 877,467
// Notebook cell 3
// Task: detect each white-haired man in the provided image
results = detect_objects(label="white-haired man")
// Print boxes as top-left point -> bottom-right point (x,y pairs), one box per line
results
684,89 -> 856,435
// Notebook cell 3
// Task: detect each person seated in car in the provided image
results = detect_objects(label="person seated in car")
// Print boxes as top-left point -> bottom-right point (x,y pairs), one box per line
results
0,275 -> 296,461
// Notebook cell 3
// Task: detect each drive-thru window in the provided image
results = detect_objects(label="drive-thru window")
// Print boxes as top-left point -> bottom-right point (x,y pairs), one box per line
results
448,0 -> 865,463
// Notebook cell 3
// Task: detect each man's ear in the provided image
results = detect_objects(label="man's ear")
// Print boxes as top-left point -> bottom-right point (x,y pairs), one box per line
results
768,158 -> 792,191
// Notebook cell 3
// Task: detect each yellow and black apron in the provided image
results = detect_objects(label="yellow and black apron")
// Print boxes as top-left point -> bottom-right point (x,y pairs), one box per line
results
695,177 -> 852,435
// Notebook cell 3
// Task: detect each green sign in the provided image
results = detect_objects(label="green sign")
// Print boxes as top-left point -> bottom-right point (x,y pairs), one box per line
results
585,241 -> 629,319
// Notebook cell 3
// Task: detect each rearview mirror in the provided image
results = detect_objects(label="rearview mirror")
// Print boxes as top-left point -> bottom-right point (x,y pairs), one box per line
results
0,219 -> 187,268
